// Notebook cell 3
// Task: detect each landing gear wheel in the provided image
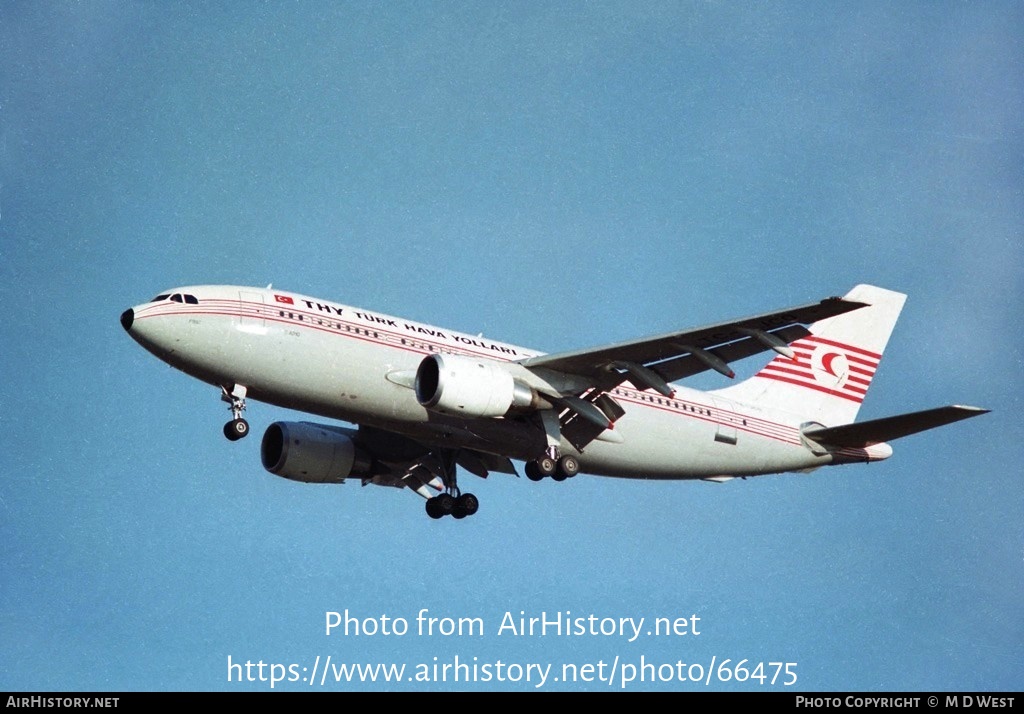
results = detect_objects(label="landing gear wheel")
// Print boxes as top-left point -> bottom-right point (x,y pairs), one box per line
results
557,455 -> 580,479
221,385 -> 249,441
537,456 -> 557,477
525,462 -> 544,482
426,492 -> 478,519
223,418 -> 249,441
423,450 -> 479,521
435,493 -> 455,516
425,498 -> 445,519
456,493 -> 479,517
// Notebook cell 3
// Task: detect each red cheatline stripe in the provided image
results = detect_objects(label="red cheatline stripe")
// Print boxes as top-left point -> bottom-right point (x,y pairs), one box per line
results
804,335 -> 882,360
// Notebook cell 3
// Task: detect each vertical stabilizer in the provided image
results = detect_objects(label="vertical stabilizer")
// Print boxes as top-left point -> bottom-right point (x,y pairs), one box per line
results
712,285 -> 907,425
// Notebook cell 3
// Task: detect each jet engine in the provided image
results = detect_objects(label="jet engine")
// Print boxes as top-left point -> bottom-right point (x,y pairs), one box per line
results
414,353 -> 549,418
261,422 -> 373,483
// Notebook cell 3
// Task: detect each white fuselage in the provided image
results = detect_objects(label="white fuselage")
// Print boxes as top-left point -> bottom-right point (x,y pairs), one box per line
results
125,285 -> 852,480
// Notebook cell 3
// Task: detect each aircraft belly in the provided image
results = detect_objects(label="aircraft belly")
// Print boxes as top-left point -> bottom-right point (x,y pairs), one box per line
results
579,405 -> 823,479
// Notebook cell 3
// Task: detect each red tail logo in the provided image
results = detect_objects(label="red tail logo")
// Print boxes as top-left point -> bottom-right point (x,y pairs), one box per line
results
756,336 -> 880,404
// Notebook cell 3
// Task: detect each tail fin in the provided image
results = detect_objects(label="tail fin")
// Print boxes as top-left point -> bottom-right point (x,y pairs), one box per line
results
713,285 -> 907,425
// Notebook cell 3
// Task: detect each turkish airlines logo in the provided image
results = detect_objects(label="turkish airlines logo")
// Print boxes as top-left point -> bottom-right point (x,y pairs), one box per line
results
814,350 -> 850,386
274,294 -> 294,305
756,336 -> 880,403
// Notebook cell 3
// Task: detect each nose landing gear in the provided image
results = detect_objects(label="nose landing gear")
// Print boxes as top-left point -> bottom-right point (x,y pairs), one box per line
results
220,384 -> 250,441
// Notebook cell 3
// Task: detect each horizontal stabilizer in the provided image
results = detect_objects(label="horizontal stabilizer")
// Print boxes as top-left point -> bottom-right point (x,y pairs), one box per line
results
802,405 -> 989,448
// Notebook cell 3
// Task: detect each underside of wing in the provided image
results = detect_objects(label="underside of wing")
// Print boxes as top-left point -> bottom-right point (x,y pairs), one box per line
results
355,425 -> 518,493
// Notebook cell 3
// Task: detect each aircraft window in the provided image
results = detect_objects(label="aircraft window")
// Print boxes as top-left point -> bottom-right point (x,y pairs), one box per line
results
184,294 -> 198,304
150,294 -> 170,302
170,294 -> 183,303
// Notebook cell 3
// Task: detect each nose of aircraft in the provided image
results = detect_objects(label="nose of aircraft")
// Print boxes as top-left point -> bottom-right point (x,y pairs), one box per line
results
120,308 -> 134,331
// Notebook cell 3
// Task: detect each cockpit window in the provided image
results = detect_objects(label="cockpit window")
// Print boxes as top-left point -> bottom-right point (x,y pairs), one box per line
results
150,294 -> 170,302
170,294 -> 183,303
184,294 -> 198,304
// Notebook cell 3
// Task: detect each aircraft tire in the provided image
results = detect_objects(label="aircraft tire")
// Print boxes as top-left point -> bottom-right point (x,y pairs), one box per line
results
558,455 -> 580,479
537,456 -> 557,477
458,493 -> 479,516
525,462 -> 544,481
436,493 -> 455,516
224,418 -> 249,441
425,498 -> 444,519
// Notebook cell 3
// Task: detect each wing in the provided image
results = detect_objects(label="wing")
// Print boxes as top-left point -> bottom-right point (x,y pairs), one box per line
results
521,293 -> 867,394
355,425 -> 518,497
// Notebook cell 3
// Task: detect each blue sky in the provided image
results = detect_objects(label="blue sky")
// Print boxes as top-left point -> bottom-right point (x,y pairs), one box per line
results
1,2 -> 1021,691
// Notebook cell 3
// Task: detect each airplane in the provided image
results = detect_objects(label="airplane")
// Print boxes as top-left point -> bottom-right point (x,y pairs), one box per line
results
120,284 -> 988,519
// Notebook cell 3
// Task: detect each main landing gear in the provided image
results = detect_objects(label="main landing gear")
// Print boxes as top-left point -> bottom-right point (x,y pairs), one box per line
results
424,449 -> 480,520
524,447 -> 580,482
525,410 -> 581,482
221,384 -> 250,441
425,489 -> 480,520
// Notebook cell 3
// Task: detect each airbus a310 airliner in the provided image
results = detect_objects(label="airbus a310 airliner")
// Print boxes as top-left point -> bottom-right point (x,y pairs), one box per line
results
121,284 -> 987,519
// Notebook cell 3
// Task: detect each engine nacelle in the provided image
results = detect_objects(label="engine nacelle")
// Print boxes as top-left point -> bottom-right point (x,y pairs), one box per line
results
414,353 -> 547,418
261,422 -> 372,483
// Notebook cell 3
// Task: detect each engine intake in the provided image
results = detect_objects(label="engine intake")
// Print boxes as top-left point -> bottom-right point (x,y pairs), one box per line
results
261,422 -> 372,483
